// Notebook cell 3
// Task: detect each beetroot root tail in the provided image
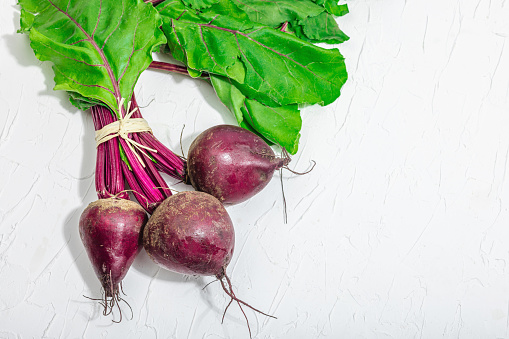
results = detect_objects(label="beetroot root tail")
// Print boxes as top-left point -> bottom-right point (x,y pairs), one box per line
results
84,271 -> 133,323
84,286 -> 133,323
216,268 -> 276,338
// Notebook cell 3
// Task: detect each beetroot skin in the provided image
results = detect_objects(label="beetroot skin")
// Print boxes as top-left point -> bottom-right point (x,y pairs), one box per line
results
79,198 -> 148,298
143,191 -> 234,277
186,125 -> 289,204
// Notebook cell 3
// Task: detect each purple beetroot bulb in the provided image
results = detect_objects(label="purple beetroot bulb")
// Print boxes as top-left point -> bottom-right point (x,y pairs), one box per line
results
143,191 -> 234,277
79,198 -> 148,299
186,125 -> 290,204
142,191 -> 275,336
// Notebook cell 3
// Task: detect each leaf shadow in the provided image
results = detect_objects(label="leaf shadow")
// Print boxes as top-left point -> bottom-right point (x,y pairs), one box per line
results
3,7 -> 79,114
8,1 -> 103,304
150,52 -> 238,127
193,77 -> 238,125
59,101 -> 100,300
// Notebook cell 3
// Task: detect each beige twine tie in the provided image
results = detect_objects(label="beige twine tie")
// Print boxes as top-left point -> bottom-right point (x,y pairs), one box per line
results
95,98 -> 157,167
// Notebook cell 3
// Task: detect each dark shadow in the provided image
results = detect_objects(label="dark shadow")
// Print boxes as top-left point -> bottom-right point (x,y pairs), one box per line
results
62,205 -> 101,298
130,249 -> 187,283
7,1 -> 104,314
131,247 -> 239,323
60,90 -> 101,305
77,108 -> 98,197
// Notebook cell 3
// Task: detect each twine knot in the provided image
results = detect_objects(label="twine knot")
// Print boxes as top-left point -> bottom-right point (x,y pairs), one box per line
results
95,98 -> 156,167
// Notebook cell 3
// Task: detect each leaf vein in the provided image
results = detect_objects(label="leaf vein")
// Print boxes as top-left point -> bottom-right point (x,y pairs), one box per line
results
194,22 -> 336,87
171,19 -> 186,57
46,0 -> 123,105
200,25 -> 220,69
37,39 -> 105,68
92,0 -> 102,39
232,0 -> 260,15
235,34 -> 283,100
55,68 -> 115,95
157,0 -> 181,13
119,21 -> 140,84
68,38 -> 89,46
101,0 -> 125,51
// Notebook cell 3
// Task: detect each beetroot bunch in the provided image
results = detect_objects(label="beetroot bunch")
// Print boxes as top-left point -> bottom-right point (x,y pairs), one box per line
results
18,0 -> 349,334
80,116 -> 284,330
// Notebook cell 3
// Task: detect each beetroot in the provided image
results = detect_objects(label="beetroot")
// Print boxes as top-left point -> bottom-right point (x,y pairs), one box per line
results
186,125 -> 290,204
143,191 -> 274,335
79,197 -> 148,318
143,191 -> 234,276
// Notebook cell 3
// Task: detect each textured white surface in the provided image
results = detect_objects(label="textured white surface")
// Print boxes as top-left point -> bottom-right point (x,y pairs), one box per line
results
2,0 -> 509,338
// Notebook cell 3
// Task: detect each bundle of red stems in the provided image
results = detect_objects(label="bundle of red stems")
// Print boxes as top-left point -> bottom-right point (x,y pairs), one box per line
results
91,94 -> 186,213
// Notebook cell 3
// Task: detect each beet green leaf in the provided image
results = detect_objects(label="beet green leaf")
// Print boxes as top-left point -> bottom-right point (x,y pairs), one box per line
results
181,0 -> 219,9
293,11 -> 349,44
219,0 -> 349,43
18,0 -> 166,115
229,0 -> 324,28
157,0 -> 348,153
158,0 -> 347,107
211,74 -> 301,154
312,0 -> 349,16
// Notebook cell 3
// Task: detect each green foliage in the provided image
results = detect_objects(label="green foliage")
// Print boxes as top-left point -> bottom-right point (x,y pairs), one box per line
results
181,0 -> 219,9
211,75 -> 301,153
19,0 -> 349,154
224,0 -> 349,43
230,0 -> 323,27
19,0 -> 166,114
157,0 -> 348,153
295,12 -> 349,44
68,92 -> 103,110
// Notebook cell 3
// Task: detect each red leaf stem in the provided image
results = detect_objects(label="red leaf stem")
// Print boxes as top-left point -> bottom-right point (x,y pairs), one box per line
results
89,94 -> 186,212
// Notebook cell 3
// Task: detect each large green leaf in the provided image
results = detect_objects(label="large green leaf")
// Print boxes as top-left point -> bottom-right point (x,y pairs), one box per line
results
229,0 -> 323,28
158,0 -> 347,107
19,0 -> 166,115
209,74 -> 245,124
181,0 -> 219,9
204,75 -> 268,145
225,0 -> 349,44
228,27 -> 346,106
18,9 -> 35,33
210,74 -> 301,154
312,0 -> 349,16
241,99 -> 301,154
157,0 -> 249,83
294,12 -> 349,44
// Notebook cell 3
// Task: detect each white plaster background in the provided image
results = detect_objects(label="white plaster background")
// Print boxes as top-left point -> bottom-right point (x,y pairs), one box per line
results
1,0 -> 509,338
